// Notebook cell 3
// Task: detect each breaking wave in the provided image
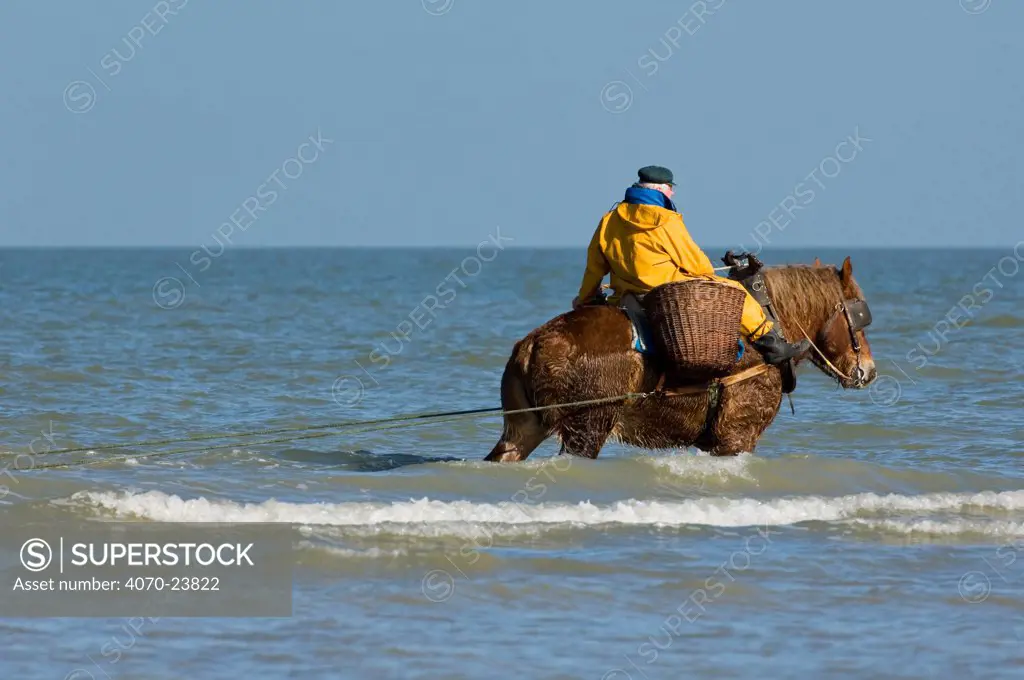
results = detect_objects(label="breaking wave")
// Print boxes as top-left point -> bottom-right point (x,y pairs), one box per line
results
63,488 -> 1024,538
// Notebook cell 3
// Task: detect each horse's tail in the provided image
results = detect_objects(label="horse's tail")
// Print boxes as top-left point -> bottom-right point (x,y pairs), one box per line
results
484,335 -> 548,461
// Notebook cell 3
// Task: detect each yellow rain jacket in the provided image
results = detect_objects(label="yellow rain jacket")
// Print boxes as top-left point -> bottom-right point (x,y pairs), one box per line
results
576,202 -> 772,339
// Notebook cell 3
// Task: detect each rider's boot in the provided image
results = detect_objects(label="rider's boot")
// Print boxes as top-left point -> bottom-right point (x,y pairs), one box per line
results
750,327 -> 811,365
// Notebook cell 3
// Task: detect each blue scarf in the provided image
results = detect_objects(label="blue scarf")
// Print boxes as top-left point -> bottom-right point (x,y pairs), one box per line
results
623,185 -> 678,213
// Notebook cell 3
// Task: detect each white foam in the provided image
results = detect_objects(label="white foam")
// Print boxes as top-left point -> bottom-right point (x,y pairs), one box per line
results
64,489 -> 1024,537
294,541 -> 406,559
645,452 -> 755,483
847,518 -> 1024,538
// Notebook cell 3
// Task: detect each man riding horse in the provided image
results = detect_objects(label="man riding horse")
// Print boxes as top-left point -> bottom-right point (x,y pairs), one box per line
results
573,165 -> 811,366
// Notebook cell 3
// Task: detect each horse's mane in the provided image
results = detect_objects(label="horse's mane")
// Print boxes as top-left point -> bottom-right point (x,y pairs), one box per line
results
762,264 -> 845,333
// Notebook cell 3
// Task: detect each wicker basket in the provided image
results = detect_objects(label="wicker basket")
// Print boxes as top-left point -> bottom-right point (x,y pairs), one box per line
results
642,280 -> 747,379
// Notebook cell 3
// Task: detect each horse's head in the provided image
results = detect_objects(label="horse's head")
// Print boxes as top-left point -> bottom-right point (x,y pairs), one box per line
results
766,256 -> 877,389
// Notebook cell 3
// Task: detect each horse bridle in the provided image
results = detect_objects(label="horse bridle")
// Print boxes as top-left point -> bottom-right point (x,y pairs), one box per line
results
823,296 -> 873,379
724,252 -> 874,384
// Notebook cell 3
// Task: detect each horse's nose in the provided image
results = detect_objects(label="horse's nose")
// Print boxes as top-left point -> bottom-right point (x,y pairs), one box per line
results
856,360 -> 876,387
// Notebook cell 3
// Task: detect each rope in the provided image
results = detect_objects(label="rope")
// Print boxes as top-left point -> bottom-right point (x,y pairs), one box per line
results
27,413 -> 479,471
789,317 -> 854,382
13,359 -> 776,473
763,289 -> 854,383
21,394 -> 645,460
14,393 -> 649,470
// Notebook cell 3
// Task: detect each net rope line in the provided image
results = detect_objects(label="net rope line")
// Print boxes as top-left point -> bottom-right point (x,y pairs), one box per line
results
27,413 -> 482,471
20,363 -> 777,472
14,266 -> 742,463
9,393 -> 648,469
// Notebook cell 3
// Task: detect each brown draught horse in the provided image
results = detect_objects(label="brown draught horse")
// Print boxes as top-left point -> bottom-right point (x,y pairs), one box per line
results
485,257 -> 877,461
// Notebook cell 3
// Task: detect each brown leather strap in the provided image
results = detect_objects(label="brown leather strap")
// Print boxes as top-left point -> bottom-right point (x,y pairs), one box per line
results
656,363 -> 772,397
718,363 -> 772,388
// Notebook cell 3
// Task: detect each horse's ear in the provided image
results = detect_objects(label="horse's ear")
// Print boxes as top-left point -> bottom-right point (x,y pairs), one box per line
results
841,256 -> 853,281
813,257 -> 822,267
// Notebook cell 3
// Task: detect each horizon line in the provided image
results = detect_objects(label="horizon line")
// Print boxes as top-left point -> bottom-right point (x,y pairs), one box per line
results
0,244 -> 1012,250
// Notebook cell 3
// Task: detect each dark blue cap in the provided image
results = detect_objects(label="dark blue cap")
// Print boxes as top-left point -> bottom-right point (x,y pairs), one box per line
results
637,165 -> 674,186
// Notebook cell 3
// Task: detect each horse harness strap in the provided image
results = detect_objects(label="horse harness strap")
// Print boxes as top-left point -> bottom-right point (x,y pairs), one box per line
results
826,298 -> 872,352
654,363 -> 772,398
727,265 -> 798,394
643,363 -> 771,442
813,297 -> 872,382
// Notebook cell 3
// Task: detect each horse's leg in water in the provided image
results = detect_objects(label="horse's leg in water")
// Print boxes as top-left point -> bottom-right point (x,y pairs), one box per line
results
557,406 -> 617,459
486,307 -> 634,462
708,369 -> 782,455
485,350 -> 549,462
485,412 -> 548,462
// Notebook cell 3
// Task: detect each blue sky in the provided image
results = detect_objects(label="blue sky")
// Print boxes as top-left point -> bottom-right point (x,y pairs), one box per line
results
0,0 -> 1020,247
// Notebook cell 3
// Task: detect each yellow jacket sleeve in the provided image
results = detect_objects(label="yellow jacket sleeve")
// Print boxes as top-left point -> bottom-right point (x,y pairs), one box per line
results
661,217 -> 716,276
577,221 -> 610,301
